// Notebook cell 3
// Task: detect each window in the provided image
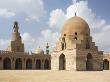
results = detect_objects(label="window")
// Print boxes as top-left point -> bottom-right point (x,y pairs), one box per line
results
74,37 -> 77,40
75,32 -> 77,35
62,43 -> 64,50
64,34 -> 66,36
65,43 -> 66,49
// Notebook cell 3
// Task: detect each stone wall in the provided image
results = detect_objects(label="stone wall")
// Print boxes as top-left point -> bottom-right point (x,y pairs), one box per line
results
0,51 -> 51,70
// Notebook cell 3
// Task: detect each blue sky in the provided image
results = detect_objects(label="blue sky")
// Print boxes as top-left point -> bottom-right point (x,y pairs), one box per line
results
0,0 -> 110,53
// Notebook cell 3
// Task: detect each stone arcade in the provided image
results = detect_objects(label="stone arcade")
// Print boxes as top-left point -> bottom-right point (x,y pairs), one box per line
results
0,21 -> 51,70
0,15 -> 110,71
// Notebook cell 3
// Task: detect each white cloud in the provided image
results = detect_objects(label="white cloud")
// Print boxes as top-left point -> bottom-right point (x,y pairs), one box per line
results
66,1 -> 106,29
48,9 -> 66,28
93,25 -> 110,52
19,31 -> 59,52
21,32 -> 37,52
0,9 -> 16,18
22,32 -> 36,45
0,39 -> 10,50
1,0 -> 110,53
72,0 -> 77,4
48,0 -> 110,52
37,29 -> 59,52
0,0 -> 44,20
66,1 -> 110,52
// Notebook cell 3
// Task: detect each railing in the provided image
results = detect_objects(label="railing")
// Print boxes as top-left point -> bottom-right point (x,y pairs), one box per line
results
0,50 -> 11,54
0,50 -> 29,55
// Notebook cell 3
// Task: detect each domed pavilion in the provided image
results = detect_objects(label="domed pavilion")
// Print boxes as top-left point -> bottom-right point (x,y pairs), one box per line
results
51,15 -> 103,71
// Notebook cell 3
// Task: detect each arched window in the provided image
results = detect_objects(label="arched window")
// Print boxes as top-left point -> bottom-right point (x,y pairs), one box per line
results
86,53 -> 93,71
75,32 -> 77,35
26,59 -> 32,69
15,58 -> 22,69
3,57 -> 11,69
74,37 -> 77,40
62,37 -> 66,50
64,34 -> 66,36
36,59 -> 41,69
44,59 -> 49,70
59,54 -> 65,70
65,43 -> 66,49
62,43 -> 64,50
103,59 -> 109,70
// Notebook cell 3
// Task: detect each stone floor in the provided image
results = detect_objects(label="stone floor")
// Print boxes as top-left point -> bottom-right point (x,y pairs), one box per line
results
0,70 -> 110,82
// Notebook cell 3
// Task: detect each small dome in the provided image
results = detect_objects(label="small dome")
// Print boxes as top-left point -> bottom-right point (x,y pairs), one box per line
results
61,16 -> 90,36
35,48 -> 44,54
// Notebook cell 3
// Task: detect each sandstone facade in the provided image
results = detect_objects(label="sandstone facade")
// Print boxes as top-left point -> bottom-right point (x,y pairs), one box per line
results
0,16 -> 110,71
51,16 -> 108,71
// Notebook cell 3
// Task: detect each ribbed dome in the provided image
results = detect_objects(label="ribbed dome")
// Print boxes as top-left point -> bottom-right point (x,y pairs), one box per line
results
61,16 -> 90,36
35,48 -> 44,54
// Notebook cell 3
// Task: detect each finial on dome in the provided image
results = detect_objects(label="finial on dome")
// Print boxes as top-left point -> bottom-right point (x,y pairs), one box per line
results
75,12 -> 76,16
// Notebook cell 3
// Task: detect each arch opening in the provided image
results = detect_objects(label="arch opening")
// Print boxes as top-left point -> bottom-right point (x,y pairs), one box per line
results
103,59 -> 109,70
86,53 -> 93,71
36,59 -> 41,69
44,59 -> 49,70
3,58 -> 11,70
15,58 -> 22,69
59,54 -> 65,70
26,59 -> 32,69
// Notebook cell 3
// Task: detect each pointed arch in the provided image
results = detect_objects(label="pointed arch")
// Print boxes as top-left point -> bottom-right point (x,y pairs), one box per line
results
86,53 -> 93,71
3,57 -> 11,69
59,54 -> 65,70
15,58 -> 22,69
44,59 -> 49,70
36,59 -> 41,69
26,59 -> 32,69
103,59 -> 109,70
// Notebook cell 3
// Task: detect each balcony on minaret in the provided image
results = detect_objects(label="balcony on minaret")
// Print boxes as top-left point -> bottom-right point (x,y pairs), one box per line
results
13,21 -> 19,32
12,21 -> 21,42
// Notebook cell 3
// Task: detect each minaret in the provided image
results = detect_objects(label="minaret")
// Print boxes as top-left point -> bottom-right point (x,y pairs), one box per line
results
12,21 -> 21,42
46,43 -> 49,54
6,21 -> 24,52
